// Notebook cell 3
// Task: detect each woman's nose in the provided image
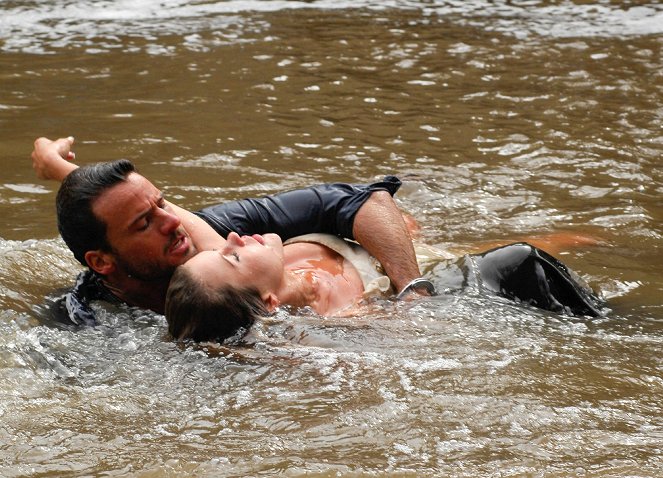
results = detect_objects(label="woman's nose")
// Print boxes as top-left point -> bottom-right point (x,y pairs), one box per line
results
226,232 -> 245,247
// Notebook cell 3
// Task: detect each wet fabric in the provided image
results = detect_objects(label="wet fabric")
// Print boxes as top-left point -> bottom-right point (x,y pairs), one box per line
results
465,243 -> 604,317
47,269 -> 121,326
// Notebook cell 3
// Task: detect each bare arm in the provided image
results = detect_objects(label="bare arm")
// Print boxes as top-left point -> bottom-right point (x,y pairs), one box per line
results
177,189 -> 425,292
352,191 -> 423,293
167,202 -> 228,251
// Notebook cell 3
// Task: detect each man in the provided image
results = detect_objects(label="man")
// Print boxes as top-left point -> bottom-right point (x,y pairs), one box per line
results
32,137 -> 429,323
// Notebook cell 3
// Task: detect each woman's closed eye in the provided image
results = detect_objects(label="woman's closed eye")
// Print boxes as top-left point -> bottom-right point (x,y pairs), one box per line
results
220,248 -> 240,264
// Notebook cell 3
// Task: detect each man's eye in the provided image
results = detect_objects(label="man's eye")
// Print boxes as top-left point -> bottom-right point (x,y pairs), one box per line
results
231,252 -> 240,262
138,219 -> 150,230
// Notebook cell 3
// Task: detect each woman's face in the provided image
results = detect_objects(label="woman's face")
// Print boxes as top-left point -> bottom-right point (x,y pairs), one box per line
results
183,232 -> 285,295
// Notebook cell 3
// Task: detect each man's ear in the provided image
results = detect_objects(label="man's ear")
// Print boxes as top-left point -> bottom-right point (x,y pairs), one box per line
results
262,292 -> 280,312
84,250 -> 116,276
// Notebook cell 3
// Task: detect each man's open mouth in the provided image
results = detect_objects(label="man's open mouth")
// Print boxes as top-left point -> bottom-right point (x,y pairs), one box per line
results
168,235 -> 188,255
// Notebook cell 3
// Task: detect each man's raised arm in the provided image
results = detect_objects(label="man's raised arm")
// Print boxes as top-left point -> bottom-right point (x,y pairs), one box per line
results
32,136 -> 78,181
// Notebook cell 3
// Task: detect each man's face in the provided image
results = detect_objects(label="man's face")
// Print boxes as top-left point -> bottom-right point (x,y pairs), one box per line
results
92,172 -> 197,281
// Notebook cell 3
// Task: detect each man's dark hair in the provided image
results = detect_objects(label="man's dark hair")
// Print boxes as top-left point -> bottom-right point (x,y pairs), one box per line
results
165,266 -> 267,343
56,160 -> 136,266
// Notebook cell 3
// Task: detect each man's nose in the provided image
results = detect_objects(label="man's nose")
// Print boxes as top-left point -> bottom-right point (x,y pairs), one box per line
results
157,208 -> 181,234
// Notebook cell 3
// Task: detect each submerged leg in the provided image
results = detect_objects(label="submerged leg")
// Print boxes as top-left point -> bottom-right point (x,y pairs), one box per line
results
472,243 -> 603,317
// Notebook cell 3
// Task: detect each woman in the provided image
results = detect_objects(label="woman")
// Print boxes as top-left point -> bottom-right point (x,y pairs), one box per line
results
165,231 -> 605,343
165,231 -> 406,342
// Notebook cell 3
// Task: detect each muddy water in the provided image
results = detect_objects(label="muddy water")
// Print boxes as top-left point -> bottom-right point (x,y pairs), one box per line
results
1,1 -> 662,476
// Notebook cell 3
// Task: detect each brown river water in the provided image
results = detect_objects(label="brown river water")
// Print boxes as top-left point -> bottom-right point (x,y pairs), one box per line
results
0,1 -> 662,476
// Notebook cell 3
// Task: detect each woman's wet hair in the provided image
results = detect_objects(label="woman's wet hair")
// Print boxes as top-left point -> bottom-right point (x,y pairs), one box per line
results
56,159 -> 136,266
165,264 -> 269,343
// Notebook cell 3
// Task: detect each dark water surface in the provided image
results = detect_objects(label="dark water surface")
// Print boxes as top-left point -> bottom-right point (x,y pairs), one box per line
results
1,1 -> 662,476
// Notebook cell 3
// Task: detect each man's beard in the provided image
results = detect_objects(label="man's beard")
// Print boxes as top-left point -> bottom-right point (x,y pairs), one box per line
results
112,253 -> 177,283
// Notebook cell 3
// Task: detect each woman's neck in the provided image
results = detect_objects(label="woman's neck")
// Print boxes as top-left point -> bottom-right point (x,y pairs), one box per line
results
278,269 -> 319,309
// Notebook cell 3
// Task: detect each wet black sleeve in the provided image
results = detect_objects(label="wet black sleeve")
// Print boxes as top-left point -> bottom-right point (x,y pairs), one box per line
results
193,176 -> 402,241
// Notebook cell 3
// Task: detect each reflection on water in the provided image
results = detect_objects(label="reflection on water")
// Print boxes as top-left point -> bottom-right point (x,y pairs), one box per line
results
0,0 -> 662,476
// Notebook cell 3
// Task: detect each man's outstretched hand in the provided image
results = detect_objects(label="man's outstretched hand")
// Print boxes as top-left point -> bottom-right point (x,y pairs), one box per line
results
32,136 -> 78,182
